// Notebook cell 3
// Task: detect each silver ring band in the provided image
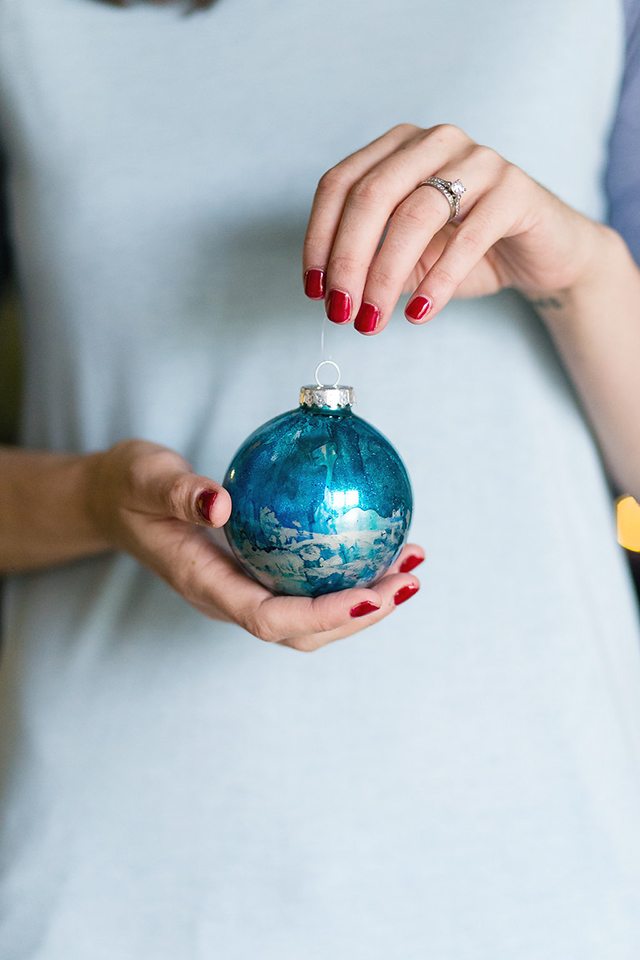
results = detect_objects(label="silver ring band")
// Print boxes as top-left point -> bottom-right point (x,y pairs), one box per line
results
416,176 -> 466,222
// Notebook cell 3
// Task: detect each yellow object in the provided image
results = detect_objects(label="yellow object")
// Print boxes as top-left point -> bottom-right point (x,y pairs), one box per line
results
617,496 -> 640,553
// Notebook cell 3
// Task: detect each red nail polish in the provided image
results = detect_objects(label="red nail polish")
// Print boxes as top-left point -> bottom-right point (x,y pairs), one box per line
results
405,295 -> 432,320
304,268 -> 325,300
354,302 -> 380,334
350,600 -> 381,618
399,555 -> 424,573
326,289 -> 352,324
196,489 -> 217,523
394,583 -> 420,605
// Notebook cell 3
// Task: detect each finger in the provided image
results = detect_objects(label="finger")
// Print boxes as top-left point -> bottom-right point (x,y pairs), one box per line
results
145,521 -> 421,648
126,515 -> 247,618
401,227 -> 452,294
282,570 -> 422,652
323,124 -> 471,324
125,449 -> 232,528
178,534 -> 275,616
400,224 -> 503,299
254,583 -> 385,644
404,188 -> 515,324
224,545 -> 424,645
354,145 -> 505,334
303,124 -> 420,301
175,535 -> 384,642
166,474 -> 232,528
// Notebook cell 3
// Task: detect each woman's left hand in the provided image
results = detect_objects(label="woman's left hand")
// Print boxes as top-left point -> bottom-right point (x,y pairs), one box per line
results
302,123 -> 606,333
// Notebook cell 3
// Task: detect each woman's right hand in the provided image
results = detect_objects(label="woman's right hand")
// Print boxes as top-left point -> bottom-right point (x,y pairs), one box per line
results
89,439 -> 423,652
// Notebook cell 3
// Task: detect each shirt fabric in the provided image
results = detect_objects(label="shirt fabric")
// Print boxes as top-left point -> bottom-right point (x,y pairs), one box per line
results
1,2 -> 640,959
607,0 -> 640,259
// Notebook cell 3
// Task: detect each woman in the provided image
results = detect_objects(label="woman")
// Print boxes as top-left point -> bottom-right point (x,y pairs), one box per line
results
1,0 -> 640,956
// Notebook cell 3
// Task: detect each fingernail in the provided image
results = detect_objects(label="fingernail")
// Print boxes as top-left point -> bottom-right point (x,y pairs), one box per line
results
399,555 -> 424,573
196,489 -> 217,523
350,599 -> 381,618
405,295 -> 432,321
304,268 -> 325,300
326,289 -> 352,324
394,583 -> 420,605
354,301 -> 380,334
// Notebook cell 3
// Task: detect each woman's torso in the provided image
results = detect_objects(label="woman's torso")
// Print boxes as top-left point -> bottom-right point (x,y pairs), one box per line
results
1,1 -> 640,957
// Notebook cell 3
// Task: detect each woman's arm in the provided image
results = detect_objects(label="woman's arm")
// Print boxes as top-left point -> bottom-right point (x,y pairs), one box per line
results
0,447 -> 109,570
530,229 -> 640,500
0,441 -> 423,651
302,123 -> 640,500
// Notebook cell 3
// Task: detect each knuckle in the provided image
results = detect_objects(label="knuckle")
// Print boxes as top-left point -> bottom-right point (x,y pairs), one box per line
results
309,602 -> 340,635
311,614 -> 333,635
367,263 -> 396,289
125,447 -> 184,497
317,166 -> 348,195
349,176 -> 387,206
303,234 -> 328,258
289,638 -> 319,653
122,453 -> 148,499
430,262 -> 457,289
501,161 -> 523,187
243,610 -> 280,644
327,252 -> 366,276
390,121 -> 420,137
167,475 -> 188,516
450,227 -> 481,253
392,200 -> 428,230
110,438 -> 136,460
431,122 -> 468,144
472,143 -> 499,166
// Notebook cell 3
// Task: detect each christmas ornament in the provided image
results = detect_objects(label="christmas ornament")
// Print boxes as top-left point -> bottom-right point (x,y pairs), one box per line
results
223,362 -> 413,597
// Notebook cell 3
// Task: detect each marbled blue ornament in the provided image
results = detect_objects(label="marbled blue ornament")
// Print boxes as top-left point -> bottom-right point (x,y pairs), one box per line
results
223,382 -> 413,597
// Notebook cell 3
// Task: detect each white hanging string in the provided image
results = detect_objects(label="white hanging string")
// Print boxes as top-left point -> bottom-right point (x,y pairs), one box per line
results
319,313 -> 327,361
324,311 -> 341,359
319,315 -> 341,381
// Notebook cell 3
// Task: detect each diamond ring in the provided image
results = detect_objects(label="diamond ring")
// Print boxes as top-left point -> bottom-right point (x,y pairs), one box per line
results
416,176 -> 467,222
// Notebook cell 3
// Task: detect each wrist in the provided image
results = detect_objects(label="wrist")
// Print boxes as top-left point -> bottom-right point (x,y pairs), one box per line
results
0,448 -> 113,573
525,222 -> 631,325
82,449 -> 116,551
565,222 -> 627,297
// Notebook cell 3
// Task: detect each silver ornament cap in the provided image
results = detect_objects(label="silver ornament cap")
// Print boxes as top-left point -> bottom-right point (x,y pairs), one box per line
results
300,360 -> 354,410
299,384 -> 354,410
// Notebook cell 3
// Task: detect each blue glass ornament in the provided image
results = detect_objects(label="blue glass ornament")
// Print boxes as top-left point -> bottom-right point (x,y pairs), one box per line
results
223,373 -> 413,597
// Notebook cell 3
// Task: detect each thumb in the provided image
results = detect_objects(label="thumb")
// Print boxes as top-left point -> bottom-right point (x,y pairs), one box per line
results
126,450 -> 232,527
164,472 -> 232,528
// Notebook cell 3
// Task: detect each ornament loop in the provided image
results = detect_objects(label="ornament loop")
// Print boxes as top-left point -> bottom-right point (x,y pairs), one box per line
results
315,360 -> 341,388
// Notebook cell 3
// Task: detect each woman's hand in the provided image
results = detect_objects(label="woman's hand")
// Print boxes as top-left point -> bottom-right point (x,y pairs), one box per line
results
302,123 -> 606,333
89,439 -> 423,652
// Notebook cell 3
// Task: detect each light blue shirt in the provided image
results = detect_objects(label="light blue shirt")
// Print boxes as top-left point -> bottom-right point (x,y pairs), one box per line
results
1,2 -> 640,958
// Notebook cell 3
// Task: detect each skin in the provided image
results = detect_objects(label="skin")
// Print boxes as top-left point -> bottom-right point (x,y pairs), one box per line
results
0,441 -> 423,652
3,122 -> 639,649
303,123 -> 640,499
